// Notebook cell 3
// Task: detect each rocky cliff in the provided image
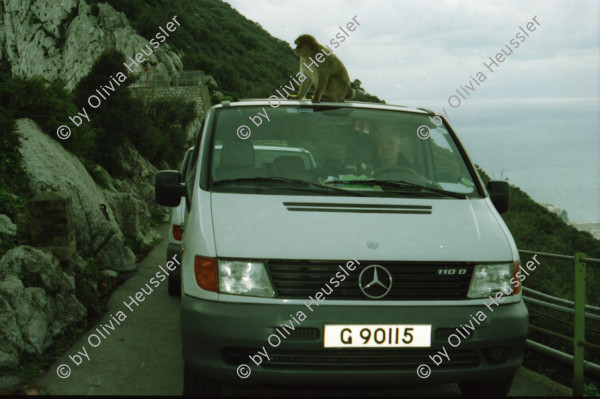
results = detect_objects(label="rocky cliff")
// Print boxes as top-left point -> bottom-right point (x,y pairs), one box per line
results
0,116 -> 167,370
0,0 -> 182,89
539,203 -> 569,224
0,0 -> 189,372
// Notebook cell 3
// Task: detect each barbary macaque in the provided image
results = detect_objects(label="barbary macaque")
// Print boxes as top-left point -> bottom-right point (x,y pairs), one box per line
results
291,34 -> 354,103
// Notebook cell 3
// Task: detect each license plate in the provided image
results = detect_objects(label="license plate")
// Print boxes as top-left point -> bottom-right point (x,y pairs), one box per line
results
323,324 -> 431,348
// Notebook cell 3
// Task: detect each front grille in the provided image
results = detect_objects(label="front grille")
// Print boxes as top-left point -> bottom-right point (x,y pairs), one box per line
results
287,327 -> 321,341
267,260 -> 474,300
223,347 -> 479,370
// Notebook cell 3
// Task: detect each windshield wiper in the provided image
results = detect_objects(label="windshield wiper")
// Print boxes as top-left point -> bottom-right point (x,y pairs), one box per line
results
213,177 -> 367,196
334,179 -> 467,199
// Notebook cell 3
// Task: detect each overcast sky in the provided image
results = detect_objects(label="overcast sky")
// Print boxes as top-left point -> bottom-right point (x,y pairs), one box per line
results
224,0 -> 600,222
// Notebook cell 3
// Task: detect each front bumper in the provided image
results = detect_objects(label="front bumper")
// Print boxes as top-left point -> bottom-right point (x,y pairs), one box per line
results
181,297 -> 528,386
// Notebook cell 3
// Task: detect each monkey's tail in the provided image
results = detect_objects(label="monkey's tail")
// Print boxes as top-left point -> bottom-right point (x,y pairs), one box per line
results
345,88 -> 355,100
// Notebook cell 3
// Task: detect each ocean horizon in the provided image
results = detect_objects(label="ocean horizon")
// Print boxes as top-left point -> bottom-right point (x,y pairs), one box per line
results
400,98 -> 600,224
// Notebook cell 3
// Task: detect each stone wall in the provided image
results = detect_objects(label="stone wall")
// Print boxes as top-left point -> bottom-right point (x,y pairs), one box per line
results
129,85 -> 205,144
131,85 -> 205,118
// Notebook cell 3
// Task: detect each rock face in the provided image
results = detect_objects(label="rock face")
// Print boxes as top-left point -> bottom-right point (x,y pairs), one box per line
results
0,246 -> 86,368
0,0 -> 183,90
16,118 -> 138,271
3,119 -> 165,369
540,203 -> 570,224
105,191 -> 161,249
0,291 -> 23,369
0,214 -> 17,237
89,158 -> 164,248
0,0 -> 184,373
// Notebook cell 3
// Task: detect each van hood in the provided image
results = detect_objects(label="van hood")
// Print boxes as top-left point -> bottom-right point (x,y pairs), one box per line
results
210,193 -> 513,262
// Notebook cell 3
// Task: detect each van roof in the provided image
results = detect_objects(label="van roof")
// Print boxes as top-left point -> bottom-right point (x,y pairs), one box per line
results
216,99 -> 436,115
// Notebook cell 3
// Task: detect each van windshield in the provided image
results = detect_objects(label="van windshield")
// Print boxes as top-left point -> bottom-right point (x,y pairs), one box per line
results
207,105 -> 482,198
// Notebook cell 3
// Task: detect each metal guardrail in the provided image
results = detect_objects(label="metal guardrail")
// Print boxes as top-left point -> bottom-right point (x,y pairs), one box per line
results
523,286 -> 600,314
523,295 -> 600,322
518,249 -> 600,397
526,340 -> 600,375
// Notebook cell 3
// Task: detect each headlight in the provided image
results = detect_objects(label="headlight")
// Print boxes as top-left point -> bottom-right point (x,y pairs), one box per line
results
467,263 -> 512,298
219,261 -> 275,297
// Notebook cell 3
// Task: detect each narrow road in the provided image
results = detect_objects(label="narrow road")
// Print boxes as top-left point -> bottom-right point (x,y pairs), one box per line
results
35,224 -> 572,396
36,223 -> 182,395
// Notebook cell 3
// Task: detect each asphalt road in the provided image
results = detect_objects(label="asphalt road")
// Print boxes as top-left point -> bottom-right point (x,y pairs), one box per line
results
35,223 -> 572,396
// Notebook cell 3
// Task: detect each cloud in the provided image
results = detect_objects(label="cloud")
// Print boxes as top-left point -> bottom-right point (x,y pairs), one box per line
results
224,0 -> 599,104
224,0 -> 600,220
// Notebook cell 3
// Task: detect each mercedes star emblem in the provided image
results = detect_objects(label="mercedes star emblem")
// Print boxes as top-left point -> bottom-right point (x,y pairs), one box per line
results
358,265 -> 393,299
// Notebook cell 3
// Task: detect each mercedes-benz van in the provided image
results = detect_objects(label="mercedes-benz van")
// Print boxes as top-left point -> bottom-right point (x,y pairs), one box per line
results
155,100 -> 528,397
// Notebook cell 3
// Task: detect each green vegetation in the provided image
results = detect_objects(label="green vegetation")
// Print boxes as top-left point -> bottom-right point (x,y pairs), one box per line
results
72,50 -> 195,174
478,168 -> 600,304
146,97 -> 196,166
89,168 -> 114,191
0,50 -> 194,257
351,79 -> 385,103
0,69 -> 35,255
0,66 -> 96,170
0,170 -> 28,218
96,0 -> 385,103
150,205 -> 166,226
0,49 -> 196,179
478,167 -> 600,391
95,0 -> 298,98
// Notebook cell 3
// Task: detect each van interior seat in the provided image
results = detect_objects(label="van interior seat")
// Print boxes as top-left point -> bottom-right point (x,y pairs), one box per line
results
216,140 -> 257,180
272,155 -> 307,180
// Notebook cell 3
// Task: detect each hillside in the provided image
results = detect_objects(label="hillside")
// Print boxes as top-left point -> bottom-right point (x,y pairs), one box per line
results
93,0 -> 297,98
94,0 -> 383,102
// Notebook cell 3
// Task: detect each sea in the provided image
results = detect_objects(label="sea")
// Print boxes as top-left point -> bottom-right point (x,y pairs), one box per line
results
403,98 -> 600,236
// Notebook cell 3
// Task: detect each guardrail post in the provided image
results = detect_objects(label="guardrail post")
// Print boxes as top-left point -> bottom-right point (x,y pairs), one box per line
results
573,252 -> 586,397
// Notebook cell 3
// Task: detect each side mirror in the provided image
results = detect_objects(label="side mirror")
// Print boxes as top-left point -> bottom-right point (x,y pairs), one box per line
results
155,170 -> 186,207
487,180 -> 509,214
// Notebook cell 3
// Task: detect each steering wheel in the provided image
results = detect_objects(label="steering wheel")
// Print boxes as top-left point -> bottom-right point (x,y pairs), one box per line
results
374,165 -> 441,188
374,165 -> 416,175
435,165 -> 460,183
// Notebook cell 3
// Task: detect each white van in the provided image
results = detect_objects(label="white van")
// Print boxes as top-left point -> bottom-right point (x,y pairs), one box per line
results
155,100 -> 528,397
